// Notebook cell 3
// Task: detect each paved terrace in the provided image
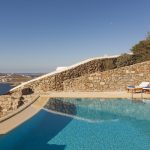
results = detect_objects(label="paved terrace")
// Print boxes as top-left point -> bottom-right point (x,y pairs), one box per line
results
0,91 -> 150,134
46,91 -> 150,99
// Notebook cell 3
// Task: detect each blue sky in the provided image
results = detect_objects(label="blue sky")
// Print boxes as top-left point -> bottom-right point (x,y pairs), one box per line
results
0,0 -> 150,73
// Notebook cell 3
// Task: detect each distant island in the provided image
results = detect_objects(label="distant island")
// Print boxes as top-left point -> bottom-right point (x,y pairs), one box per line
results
0,73 -> 44,87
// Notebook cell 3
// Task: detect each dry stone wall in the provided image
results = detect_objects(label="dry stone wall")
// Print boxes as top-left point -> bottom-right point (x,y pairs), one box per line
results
0,95 -> 18,117
13,60 -> 150,94
12,57 -> 117,93
0,94 -> 38,118
63,61 -> 150,92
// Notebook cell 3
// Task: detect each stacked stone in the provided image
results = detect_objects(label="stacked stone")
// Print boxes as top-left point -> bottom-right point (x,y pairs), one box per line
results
11,57 -> 117,93
63,61 -> 150,92
0,88 -> 37,118
0,96 -> 18,117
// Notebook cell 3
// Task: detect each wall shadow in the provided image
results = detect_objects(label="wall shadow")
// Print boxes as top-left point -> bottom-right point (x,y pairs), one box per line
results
0,108 -> 75,150
44,98 -> 77,115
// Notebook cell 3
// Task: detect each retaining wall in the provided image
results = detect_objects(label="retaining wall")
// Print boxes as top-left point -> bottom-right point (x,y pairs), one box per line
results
63,61 -> 150,92
11,57 -> 118,93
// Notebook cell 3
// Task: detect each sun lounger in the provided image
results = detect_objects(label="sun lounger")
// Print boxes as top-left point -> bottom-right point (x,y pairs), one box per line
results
127,82 -> 150,93
143,87 -> 150,93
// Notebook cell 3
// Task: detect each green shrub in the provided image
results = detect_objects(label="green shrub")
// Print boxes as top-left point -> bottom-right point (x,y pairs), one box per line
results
116,54 -> 133,67
131,38 -> 150,62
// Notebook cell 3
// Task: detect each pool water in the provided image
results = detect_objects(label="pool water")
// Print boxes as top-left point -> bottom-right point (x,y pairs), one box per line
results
0,98 -> 150,150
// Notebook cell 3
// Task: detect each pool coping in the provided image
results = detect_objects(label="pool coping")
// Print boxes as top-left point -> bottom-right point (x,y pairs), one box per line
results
43,91 -> 150,100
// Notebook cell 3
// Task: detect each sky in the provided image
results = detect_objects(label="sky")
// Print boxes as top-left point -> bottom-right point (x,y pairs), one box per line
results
0,0 -> 150,73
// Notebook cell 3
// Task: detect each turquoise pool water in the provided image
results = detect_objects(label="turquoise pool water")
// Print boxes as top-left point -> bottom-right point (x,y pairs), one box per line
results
0,98 -> 150,150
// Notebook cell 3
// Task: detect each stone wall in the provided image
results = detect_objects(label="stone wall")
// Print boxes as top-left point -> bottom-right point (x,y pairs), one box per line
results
63,61 -> 150,92
0,93 -> 38,118
7,60 -> 150,94
11,57 -> 117,94
0,95 -> 18,117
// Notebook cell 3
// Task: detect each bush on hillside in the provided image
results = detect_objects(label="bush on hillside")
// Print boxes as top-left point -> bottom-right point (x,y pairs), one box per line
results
116,53 -> 136,67
131,34 -> 150,62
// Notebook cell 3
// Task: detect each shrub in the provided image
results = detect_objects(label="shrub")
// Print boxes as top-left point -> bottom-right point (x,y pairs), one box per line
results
131,38 -> 150,62
116,53 -> 134,67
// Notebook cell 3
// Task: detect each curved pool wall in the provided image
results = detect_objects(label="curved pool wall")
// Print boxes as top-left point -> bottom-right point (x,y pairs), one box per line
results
0,98 -> 150,150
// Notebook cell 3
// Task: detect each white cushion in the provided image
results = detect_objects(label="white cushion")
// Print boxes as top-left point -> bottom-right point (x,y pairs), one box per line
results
139,82 -> 150,88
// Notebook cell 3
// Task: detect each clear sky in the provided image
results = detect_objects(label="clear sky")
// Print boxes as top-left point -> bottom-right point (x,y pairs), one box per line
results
0,0 -> 150,73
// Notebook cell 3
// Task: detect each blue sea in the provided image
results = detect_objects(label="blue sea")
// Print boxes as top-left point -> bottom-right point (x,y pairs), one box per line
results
0,83 -> 12,95
0,98 -> 150,150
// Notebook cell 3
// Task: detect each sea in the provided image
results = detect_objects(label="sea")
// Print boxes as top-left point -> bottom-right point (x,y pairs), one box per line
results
0,83 -> 13,95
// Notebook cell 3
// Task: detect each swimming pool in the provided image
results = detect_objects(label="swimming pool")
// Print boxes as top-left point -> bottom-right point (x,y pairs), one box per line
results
0,98 -> 150,150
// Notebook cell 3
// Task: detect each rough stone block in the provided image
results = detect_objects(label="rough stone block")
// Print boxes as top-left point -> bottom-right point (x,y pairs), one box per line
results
100,82 -> 105,85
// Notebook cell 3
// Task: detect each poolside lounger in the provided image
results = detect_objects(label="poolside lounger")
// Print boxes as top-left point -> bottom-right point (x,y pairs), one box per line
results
127,82 -> 150,93
143,87 -> 150,94
142,99 -> 150,103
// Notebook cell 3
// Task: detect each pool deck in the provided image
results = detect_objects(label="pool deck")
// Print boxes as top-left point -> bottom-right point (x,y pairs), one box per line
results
46,91 -> 150,99
0,91 -> 150,135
